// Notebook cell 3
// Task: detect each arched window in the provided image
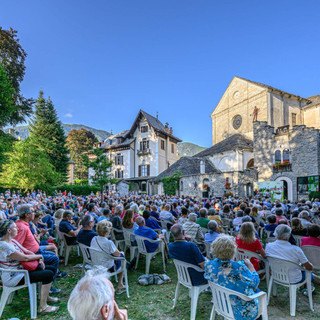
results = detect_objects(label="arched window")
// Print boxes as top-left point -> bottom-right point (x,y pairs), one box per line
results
275,150 -> 281,163
180,181 -> 183,191
283,149 -> 290,161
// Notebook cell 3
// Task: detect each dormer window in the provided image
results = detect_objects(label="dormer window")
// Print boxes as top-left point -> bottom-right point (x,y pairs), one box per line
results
140,125 -> 148,133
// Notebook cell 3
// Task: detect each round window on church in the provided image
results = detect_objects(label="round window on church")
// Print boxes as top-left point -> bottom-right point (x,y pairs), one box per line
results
232,114 -> 242,130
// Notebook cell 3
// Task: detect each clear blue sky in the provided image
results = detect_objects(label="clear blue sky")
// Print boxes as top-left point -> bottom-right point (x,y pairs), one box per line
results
1,0 -> 320,147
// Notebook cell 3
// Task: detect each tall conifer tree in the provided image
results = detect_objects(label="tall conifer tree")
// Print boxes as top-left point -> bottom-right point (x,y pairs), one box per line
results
29,91 -> 69,180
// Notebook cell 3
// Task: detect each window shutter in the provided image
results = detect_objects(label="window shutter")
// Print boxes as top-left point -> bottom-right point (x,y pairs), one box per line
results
147,165 -> 150,176
121,156 -> 123,165
138,165 -> 141,177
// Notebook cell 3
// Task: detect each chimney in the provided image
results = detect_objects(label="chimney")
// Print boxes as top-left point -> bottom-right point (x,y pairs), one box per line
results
169,127 -> 173,135
165,122 -> 169,133
156,112 -> 159,119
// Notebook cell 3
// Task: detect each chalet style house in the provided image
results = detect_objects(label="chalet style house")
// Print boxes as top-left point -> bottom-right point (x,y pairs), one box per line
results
98,110 -> 181,193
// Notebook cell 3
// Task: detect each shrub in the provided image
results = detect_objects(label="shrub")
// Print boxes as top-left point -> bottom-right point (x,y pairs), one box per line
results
51,184 -> 100,196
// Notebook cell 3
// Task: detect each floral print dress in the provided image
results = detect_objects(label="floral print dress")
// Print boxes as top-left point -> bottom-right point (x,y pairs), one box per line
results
204,258 -> 260,320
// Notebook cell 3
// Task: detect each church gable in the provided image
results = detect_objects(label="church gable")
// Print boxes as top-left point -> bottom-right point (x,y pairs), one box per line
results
211,77 -> 266,117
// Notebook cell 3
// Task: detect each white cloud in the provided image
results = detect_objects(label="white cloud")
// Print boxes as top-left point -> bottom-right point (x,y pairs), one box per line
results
64,113 -> 73,118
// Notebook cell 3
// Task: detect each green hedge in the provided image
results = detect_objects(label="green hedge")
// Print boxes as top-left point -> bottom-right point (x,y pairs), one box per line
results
309,191 -> 320,201
51,184 -> 100,196
0,184 -> 101,196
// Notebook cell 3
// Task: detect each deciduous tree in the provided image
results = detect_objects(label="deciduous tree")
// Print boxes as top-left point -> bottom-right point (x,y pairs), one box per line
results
0,27 -> 33,126
0,138 -> 61,190
66,129 -> 98,179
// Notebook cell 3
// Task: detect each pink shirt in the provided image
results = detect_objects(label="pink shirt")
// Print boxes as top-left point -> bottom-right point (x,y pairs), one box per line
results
14,220 -> 40,253
301,237 -> 320,247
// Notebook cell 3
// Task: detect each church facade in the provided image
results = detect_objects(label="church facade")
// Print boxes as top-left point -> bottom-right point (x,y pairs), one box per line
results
154,77 -> 320,201
211,76 -> 320,144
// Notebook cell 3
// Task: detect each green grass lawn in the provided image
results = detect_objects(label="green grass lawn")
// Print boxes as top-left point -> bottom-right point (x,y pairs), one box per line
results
1,249 -> 320,320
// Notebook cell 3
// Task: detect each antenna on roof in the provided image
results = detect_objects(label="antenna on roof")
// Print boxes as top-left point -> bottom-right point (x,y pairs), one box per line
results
156,112 -> 159,119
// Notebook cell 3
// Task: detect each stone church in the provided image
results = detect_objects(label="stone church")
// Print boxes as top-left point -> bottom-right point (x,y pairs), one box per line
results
154,76 -> 320,201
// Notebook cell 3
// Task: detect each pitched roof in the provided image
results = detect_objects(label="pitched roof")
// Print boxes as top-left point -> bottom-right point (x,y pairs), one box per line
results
235,76 -> 311,102
154,157 -> 219,180
194,134 -> 253,157
128,110 -> 182,142
303,95 -> 320,109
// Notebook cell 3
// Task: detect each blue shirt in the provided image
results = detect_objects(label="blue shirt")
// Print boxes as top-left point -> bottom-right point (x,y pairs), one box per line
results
134,226 -> 158,252
145,218 -> 161,230
88,211 -> 99,223
77,229 -> 97,247
150,211 -> 160,220
98,216 -> 108,223
168,240 -> 207,286
59,219 -> 77,245
204,232 -> 220,243
205,259 -> 259,320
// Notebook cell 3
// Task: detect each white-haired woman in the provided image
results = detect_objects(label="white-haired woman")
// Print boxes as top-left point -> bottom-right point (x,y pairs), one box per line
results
235,222 -> 266,271
90,220 -> 125,294
204,235 -> 260,320
0,220 -> 59,313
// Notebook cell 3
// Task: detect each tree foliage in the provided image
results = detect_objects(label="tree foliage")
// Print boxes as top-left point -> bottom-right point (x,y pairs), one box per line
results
0,138 -> 62,191
0,64 -> 16,127
0,130 -> 15,171
29,91 -> 69,180
66,128 -> 98,180
162,171 -> 182,196
84,148 -> 117,198
0,27 -> 33,126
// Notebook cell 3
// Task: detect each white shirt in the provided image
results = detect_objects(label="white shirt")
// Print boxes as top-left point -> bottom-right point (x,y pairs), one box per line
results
233,217 -> 243,226
0,240 -> 25,286
300,218 -> 312,229
265,240 -> 308,283
160,210 -> 174,222
90,236 -> 117,270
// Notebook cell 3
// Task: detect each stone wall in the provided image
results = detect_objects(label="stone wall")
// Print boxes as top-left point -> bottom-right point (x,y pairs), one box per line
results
253,121 -> 320,201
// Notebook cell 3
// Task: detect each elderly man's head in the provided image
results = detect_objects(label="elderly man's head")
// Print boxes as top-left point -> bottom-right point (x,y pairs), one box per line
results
18,204 -> 33,220
299,210 -> 310,220
274,224 -> 291,240
171,224 -> 184,239
188,213 -> 198,223
164,204 -> 171,212
199,208 -> 207,218
68,268 -> 116,320
135,216 -> 145,227
208,220 -> 218,232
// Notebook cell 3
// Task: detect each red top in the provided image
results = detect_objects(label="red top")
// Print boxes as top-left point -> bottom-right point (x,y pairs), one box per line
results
235,235 -> 263,271
14,220 -> 40,253
301,237 -> 320,247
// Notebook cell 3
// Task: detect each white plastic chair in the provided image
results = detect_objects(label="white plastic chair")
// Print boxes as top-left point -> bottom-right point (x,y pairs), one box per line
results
89,247 -> 130,298
172,259 -> 209,320
301,245 -> 320,270
0,267 -> 37,319
78,243 -> 94,276
160,219 -> 172,241
123,228 -> 138,262
292,235 -> 304,247
58,231 -> 79,265
236,248 -> 269,286
135,235 -> 166,274
204,242 -> 213,259
267,256 -> 313,316
110,228 -> 125,250
209,281 -> 268,320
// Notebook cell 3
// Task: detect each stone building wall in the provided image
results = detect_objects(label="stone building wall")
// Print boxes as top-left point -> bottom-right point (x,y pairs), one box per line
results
253,121 -> 320,201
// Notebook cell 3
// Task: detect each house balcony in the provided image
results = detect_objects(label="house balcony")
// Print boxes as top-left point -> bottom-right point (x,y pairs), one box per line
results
137,148 -> 151,156
273,163 -> 292,173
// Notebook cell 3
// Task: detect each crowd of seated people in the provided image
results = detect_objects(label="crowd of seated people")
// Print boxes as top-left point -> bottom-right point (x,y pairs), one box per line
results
2,188 -> 320,319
